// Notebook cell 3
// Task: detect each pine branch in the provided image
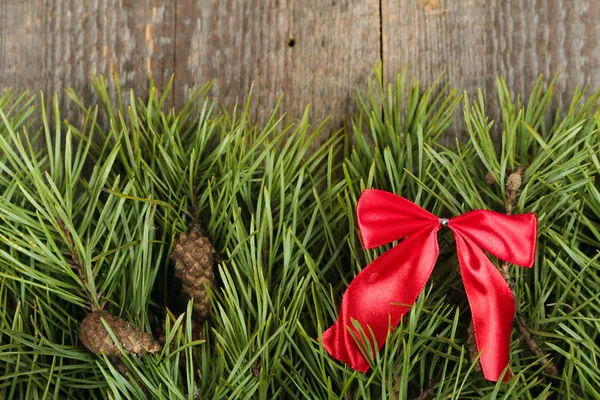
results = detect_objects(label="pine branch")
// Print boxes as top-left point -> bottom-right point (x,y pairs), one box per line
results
1,69 -> 598,398
414,375 -> 439,400
57,215 -> 100,310
503,168 -> 560,378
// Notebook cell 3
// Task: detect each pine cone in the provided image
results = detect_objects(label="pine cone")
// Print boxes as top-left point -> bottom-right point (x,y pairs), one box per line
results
79,311 -> 162,356
485,172 -> 496,185
506,172 -> 522,192
170,229 -> 214,322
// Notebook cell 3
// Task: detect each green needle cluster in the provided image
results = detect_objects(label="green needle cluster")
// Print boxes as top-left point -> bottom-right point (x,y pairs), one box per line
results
0,65 -> 598,399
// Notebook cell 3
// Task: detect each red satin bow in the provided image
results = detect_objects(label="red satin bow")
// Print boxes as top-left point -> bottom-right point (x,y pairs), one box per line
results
321,189 -> 537,382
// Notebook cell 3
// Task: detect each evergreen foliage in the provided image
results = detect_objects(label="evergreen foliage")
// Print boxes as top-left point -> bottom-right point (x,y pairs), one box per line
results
0,66 -> 598,399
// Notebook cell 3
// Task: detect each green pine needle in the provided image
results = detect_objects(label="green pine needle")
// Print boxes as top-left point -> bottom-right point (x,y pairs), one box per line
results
0,69 -> 598,398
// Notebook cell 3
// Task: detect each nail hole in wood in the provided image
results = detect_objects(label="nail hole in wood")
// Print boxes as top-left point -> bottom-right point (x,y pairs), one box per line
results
287,38 -> 296,47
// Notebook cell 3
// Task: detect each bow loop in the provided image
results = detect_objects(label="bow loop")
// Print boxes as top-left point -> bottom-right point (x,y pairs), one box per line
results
357,189 -> 439,249
449,210 -> 537,267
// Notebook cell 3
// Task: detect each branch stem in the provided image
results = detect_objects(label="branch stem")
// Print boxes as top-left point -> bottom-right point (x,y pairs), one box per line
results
57,216 -> 99,310
502,169 -> 559,377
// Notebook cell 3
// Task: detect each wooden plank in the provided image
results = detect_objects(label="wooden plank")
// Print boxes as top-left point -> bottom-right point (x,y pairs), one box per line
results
0,0 -> 176,118
382,0 -> 600,140
0,1 -> 45,95
174,0 -> 381,140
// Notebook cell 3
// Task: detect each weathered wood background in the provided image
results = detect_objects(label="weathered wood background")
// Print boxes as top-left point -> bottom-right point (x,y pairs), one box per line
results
1,0 -> 599,140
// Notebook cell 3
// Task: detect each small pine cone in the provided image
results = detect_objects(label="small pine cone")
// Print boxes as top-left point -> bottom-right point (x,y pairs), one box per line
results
170,229 -> 214,322
485,172 -> 496,185
80,311 -> 162,356
506,172 -> 522,192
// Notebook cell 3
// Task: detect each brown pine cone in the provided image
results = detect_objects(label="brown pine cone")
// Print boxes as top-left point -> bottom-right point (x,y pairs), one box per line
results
506,171 -> 522,193
79,310 -> 162,356
170,228 -> 214,322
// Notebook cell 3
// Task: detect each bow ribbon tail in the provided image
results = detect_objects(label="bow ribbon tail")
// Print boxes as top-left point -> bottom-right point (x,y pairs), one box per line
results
321,225 -> 441,371
452,230 -> 515,382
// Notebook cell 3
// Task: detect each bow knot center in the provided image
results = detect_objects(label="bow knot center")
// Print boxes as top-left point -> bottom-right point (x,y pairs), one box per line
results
439,218 -> 449,226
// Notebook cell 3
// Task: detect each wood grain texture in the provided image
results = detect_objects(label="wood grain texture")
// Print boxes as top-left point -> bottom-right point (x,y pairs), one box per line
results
0,0 -> 175,118
1,1 -> 45,93
2,1 -> 600,142
382,0 -> 600,139
174,0 -> 381,137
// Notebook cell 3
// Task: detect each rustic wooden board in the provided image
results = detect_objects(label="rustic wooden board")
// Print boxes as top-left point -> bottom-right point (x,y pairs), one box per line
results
174,0 -> 381,138
1,1 -> 46,95
0,0 -> 175,119
382,0 -> 600,140
2,1 -> 600,142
